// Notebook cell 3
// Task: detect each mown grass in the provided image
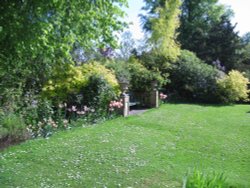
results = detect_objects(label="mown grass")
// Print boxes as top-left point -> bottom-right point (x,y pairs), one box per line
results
0,104 -> 250,187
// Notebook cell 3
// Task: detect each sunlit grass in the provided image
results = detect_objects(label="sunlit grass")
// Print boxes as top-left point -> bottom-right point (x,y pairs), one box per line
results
0,104 -> 249,187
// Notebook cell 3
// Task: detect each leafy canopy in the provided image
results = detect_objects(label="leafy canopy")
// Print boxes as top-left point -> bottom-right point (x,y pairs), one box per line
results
0,0 -> 128,96
0,0 -> 128,60
141,0 -> 181,61
178,0 -> 243,70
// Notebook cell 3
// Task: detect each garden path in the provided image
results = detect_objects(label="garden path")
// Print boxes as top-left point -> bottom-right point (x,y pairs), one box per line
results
129,109 -> 148,116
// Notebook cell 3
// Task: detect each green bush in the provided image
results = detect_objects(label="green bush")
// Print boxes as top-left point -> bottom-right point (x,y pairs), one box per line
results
103,59 -> 131,83
170,50 -> 221,103
42,62 -> 120,103
80,75 -> 119,114
184,170 -> 232,188
217,70 -> 249,103
0,87 -> 23,112
0,113 -> 27,142
21,97 -> 58,138
42,61 -> 121,124
139,51 -> 172,78
128,58 -> 165,92
236,43 -> 250,80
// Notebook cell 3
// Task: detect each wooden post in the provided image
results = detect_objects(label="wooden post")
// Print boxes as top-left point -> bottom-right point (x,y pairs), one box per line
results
150,90 -> 159,108
122,93 -> 130,117
149,80 -> 159,108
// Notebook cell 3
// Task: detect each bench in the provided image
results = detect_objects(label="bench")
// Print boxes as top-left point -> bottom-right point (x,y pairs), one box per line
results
129,101 -> 140,107
129,93 -> 140,107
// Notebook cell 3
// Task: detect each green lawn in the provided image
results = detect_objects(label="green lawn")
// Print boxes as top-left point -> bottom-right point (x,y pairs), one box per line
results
0,104 -> 250,187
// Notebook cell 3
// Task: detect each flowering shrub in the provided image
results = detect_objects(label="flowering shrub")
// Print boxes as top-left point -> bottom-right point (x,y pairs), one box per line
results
212,59 -> 226,72
41,62 -> 121,127
109,99 -> 123,111
27,102 -> 99,137
67,105 -> 95,120
159,93 -> 168,104
78,75 -> 120,116
160,93 -> 167,100
27,117 -> 69,138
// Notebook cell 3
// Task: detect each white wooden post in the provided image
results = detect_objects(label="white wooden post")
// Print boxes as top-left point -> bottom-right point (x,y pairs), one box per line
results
122,93 -> 130,117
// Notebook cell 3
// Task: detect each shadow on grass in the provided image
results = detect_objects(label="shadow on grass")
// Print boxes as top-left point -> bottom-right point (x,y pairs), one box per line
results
0,138 -> 26,151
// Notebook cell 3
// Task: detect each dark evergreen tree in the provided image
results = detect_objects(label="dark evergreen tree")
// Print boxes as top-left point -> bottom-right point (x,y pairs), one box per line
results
178,0 -> 225,54
205,15 -> 242,70
237,33 -> 250,79
178,0 -> 243,71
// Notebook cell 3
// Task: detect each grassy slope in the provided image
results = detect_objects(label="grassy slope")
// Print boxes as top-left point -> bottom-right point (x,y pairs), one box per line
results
0,104 -> 249,188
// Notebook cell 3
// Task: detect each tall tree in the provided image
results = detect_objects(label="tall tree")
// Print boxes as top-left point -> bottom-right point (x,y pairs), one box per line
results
178,0 -> 225,53
178,0 -> 242,70
205,15 -> 242,70
237,33 -> 250,79
141,0 -> 181,61
141,0 -> 166,31
0,0 -> 127,91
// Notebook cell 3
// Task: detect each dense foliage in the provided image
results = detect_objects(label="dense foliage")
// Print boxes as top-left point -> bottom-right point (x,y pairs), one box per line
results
103,60 -> 131,83
141,0 -> 181,60
42,62 -> 120,106
0,0 -> 127,99
237,33 -> 250,80
178,0 -> 225,53
205,15 -> 242,70
148,0 -> 181,61
217,70 -> 249,103
178,0 -> 243,70
0,112 -> 27,143
170,50 -> 221,102
169,50 -> 250,103
103,58 -> 166,92
0,1 -> 128,142
128,58 -> 165,92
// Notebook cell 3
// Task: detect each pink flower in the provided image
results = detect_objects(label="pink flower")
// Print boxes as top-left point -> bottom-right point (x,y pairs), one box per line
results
72,106 -> 77,112
109,99 -> 123,110
84,106 -> 90,112
160,93 -> 167,100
